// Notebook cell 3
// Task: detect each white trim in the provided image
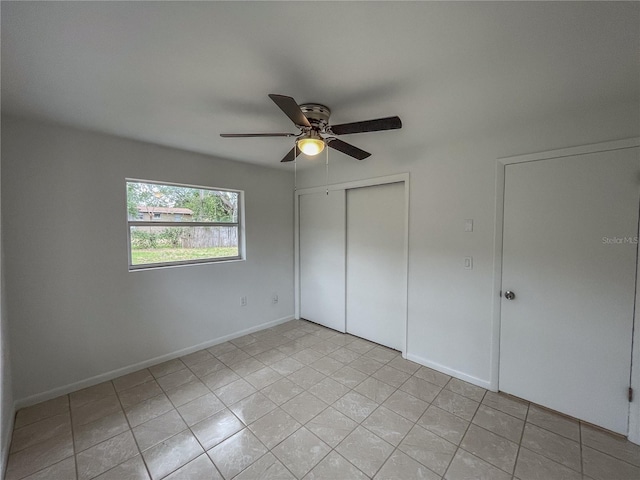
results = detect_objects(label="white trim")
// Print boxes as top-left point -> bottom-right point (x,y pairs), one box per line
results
406,353 -> 492,390
125,177 -> 244,195
294,191 -> 300,320
294,173 -> 410,356
402,176 -> 411,358
497,138 -> 640,164
489,162 -> 506,391
343,190 -> 348,336
492,137 -> 640,443
14,315 -> 294,410
630,206 -> 640,445
295,173 -> 410,196
239,190 -> 247,261
127,257 -> 245,272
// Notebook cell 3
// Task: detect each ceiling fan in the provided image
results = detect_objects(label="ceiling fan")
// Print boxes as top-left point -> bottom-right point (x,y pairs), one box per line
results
221,94 -> 402,163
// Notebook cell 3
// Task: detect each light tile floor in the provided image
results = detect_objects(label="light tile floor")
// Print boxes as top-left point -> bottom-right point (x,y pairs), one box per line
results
6,319 -> 640,479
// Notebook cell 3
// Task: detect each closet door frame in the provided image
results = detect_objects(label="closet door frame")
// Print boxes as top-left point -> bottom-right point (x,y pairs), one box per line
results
295,173 -> 410,356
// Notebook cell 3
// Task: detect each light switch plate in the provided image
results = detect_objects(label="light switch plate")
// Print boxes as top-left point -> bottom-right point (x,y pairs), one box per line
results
464,219 -> 474,232
464,256 -> 473,270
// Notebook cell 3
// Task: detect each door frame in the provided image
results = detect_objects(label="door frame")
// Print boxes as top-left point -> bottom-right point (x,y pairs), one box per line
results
491,137 -> 640,442
295,173 -> 410,356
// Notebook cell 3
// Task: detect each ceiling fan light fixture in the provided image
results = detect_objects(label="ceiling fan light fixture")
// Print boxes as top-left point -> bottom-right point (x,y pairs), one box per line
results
297,132 -> 325,156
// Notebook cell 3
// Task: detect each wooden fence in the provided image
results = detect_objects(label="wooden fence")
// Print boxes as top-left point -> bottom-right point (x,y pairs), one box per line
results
180,226 -> 238,248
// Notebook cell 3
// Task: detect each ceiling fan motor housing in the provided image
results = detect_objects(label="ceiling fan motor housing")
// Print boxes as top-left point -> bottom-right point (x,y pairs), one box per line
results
299,103 -> 331,131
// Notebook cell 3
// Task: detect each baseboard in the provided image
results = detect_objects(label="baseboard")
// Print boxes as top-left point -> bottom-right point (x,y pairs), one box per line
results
14,315 -> 294,410
405,353 -> 493,391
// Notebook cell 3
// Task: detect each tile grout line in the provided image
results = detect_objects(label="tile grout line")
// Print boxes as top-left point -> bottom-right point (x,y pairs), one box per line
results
363,372 -> 436,478
441,391 -> 481,480
228,326 -> 324,477
510,398 -> 531,479
68,396 -> 80,480
364,395 -> 439,479
112,378 -> 153,480
226,330 -> 392,479
579,420 -> 585,477
525,411 -> 582,442
479,399 -> 587,473
9,397 -> 75,480
579,423 -> 640,471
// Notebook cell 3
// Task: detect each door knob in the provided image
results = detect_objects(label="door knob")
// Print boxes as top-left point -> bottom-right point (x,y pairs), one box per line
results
504,291 -> 516,300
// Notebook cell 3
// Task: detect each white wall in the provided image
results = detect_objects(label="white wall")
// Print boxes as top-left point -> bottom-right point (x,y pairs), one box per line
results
1,115 -> 294,405
0,123 -> 15,479
296,104 -> 639,389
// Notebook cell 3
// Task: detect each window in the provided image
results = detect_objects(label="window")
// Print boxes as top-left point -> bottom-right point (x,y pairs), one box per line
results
126,180 -> 242,269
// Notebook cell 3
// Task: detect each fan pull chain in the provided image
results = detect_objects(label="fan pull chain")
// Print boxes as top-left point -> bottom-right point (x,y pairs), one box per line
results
325,146 -> 329,195
294,155 -> 297,192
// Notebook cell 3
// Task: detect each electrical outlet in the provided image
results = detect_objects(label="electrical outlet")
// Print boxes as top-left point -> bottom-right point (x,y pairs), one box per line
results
464,219 -> 474,232
241,296 -> 247,306
272,294 -> 278,304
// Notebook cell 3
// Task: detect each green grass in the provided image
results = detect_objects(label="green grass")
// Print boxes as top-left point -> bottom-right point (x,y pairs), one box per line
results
131,247 -> 239,265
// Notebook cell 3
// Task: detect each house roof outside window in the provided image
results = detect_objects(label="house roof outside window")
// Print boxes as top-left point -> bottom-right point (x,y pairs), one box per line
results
137,206 -> 193,215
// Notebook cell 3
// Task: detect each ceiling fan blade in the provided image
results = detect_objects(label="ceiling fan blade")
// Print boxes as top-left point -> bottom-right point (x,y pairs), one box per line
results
280,145 -> 301,163
327,138 -> 371,160
220,133 -> 297,138
268,94 -> 311,128
330,116 -> 402,135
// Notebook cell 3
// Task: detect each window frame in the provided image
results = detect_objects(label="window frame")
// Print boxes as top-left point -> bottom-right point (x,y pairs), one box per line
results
126,178 -> 245,271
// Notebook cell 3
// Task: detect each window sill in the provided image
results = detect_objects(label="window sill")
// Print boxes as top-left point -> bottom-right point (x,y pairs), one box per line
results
128,256 -> 245,272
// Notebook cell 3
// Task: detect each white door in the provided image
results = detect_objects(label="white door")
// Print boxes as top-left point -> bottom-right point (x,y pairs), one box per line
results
299,191 -> 346,332
346,182 -> 406,351
500,147 -> 639,434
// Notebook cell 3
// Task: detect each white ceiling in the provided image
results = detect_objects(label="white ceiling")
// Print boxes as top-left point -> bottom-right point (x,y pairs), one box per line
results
2,1 -> 638,168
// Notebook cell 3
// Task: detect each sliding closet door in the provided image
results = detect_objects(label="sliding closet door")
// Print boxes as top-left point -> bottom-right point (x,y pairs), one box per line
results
299,191 -> 346,332
346,182 -> 405,350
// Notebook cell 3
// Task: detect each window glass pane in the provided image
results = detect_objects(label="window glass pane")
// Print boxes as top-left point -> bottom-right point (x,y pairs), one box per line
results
127,181 -> 238,223
130,225 -> 239,265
